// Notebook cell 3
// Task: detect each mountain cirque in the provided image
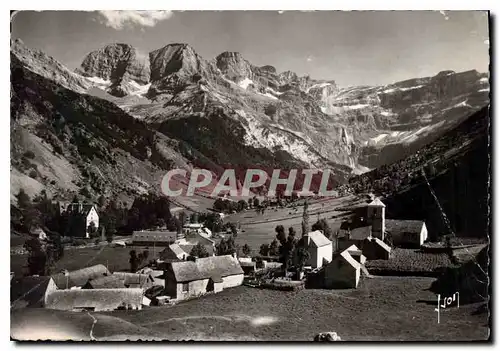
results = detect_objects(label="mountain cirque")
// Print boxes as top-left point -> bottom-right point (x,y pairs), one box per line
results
10,39 -> 490,201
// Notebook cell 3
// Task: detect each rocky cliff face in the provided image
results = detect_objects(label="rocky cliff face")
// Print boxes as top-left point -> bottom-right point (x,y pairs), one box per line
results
216,51 -> 254,81
11,40 -> 491,185
78,43 -> 150,97
148,43 -> 218,97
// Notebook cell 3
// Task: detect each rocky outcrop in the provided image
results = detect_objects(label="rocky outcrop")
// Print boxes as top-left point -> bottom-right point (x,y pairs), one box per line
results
148,43 -> 216,96
11,38 -> 91,93
11,39 -> 491,178
79,43 -> 150,97
216,51 -> 254,81
278,71 -> 315,91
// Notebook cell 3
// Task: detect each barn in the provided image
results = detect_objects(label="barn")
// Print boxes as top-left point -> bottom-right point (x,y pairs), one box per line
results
362,237 -> 391,260
112,272 -> 155,289
324,245 -> 362,289
164,255 -> 244,301
51,264 -> 111,289
385,219 -> 428,248
132,230 -> 178,246
11,276 -> 58,309
45,289 -> 144,312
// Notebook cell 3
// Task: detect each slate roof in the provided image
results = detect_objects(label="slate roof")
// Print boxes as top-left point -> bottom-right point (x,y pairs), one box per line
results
184,223 -> 203,229
11,276 -> 54,309
368,198 -> 386,207
51,264 -> 111,289
83,275 -> 125,289
45,288 -> 144,311
307,230 -> 332,248
169,243 -> 188,257
112,272 -> 154,288
339,225 -> 372,241
340,248 -> 361,270
370,237 -> 392,253
67,203 -> 97,216
385,219 -> 425,236
210,274 -> 223,283
169,255 -> 244,283
132,230 -> 177,243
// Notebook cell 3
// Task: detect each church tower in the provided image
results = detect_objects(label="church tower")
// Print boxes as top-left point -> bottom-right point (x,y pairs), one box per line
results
367,198 -> 386,240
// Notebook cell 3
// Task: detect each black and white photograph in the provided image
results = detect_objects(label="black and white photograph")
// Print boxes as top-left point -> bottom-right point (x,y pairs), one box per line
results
9,9 -> 491,342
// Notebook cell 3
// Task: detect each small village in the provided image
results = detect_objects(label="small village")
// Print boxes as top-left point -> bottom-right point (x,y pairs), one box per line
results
11,192 -> 437,313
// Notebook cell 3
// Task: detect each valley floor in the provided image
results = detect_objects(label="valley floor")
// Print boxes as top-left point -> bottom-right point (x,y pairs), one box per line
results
11,276 -> 489,341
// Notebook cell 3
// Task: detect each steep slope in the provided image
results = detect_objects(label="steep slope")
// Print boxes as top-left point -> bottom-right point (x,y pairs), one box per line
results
11,39 -> 92,94
11,40 -> 491,185
10,54 -> 188,202
348,106 -> 490,239
10,49 -> 314,204
317,70 -> 490,168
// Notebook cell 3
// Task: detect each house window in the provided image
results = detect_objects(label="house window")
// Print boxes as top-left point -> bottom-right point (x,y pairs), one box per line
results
182,283 -> 189,292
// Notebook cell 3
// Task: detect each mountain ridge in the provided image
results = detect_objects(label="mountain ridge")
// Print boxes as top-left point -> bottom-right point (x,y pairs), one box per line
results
10,39 -> 490,204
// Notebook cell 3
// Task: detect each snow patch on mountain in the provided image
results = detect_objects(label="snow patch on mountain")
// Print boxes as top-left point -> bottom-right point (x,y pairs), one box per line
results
344,104 -> 369,110
370,133 -> 389,144
478,88 -> 490,92
256,91 -> 278,100
128,81 -> 151,96
306,82 -> 331,93
480,77 -> 489,83
238,78 -> 254,89
86,76 -> 112,89
382,85 -> 424,94
266,87 -> 283,96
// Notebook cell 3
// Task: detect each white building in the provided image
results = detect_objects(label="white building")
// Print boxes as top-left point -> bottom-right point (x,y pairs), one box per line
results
303,230 -> 333,269
61,203 -> 100,238
366,198 -> 385,241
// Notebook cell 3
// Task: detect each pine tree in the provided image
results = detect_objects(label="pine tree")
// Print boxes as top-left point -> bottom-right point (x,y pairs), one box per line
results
129,250 -> 139,272
301,199 -> 309,237
190,243 -> 209,258
259,243 -> 270,256
269,239 -> 280,256
16,188 -> 31,210
275,225 -> 286,243
242,244 -> 252,257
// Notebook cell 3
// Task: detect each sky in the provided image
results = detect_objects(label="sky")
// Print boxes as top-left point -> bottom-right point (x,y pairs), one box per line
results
11,10 -> 490,87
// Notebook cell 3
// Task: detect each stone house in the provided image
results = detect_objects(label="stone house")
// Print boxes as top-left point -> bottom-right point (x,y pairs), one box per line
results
164,255 -> 244,301
303,230 -> 333,269
324,245 -> 363,289
45,288 -> 144,312
385,219 -> 428,248
11,276 -> 58,309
